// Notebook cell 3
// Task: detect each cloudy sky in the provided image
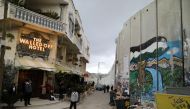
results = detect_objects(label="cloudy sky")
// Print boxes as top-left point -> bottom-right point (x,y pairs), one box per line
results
73,0 -> 153,74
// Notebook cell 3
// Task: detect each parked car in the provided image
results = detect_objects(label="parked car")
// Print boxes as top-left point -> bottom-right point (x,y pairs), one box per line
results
95,84 -> 104,91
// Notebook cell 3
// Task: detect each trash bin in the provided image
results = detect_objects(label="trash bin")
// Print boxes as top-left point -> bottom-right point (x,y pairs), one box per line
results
114,99 -> 125,109
125,98 -> 130,109
114,99 -> 129,109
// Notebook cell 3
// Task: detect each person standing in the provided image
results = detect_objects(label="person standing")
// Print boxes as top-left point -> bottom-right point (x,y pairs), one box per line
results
9,83 -> 16,96
59,81 -> 64,101
103,85 -> 106,93
23,79 -> 32,106
70,89 -> 79,109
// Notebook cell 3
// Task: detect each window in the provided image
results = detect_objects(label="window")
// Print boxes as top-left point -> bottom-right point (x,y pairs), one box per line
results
69,17 -> 74,37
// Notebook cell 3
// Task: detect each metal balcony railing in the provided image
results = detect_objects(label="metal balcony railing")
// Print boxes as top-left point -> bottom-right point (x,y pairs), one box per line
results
72,35 -> 82,52
76,39 -> 82,51
7,3 -> 66,33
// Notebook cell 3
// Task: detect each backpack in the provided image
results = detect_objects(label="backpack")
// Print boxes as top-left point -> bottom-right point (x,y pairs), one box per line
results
25,83 -> 32,93
71,91 -> 78,102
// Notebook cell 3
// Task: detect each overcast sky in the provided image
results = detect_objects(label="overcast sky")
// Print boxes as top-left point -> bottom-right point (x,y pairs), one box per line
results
73,0 -> 153,74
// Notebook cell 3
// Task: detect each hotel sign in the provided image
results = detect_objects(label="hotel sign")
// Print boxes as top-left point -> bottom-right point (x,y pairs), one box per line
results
19,37 -> 53,51
17,32 -> 53,58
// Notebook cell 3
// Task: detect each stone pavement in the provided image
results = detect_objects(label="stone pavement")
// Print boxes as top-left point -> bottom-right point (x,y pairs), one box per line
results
0,90 -> 114,109
0,98 -> 70,109
78,90 -> 114,109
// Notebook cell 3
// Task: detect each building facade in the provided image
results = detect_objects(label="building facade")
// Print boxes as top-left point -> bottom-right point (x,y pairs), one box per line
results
114,0 -> 190,105
0,0 -> 90,96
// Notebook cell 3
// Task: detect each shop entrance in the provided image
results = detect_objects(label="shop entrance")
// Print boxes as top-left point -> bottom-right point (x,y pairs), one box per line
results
18,69 -> 44,97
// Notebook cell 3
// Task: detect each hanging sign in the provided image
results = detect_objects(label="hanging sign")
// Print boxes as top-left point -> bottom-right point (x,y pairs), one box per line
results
17,32 -> 53,58
19,37 -> 53,51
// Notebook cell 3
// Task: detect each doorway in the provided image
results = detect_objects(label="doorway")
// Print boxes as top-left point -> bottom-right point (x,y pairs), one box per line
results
18,69 -> 44,97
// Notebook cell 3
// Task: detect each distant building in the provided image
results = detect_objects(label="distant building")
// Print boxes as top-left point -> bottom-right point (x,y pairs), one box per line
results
99,64 -> 115,86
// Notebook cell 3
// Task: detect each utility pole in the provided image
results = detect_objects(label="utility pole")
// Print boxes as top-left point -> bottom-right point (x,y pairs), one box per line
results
0,0 -> 8,98
155,0 -> 159,91
97,62 -> 100,84
180,0 -> 185,87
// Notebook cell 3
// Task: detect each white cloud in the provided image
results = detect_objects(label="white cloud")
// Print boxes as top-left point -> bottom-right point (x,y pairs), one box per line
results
73,0 -> 153,73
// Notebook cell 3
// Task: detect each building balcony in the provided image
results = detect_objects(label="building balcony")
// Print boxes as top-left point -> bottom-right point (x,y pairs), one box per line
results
6,3 -> 66,34
67,35 -> 82,54
74,37 -> 82,52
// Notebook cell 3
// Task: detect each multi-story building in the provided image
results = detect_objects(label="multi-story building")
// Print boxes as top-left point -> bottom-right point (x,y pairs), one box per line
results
0,0 -> 90,96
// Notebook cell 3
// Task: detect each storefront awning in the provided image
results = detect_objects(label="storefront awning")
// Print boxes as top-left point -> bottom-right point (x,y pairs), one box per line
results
55,64 -> 71,73
15,57 -> 56,71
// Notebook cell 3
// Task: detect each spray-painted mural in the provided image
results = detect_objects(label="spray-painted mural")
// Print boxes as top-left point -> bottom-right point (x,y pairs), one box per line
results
184,37 -> 190,86
129,36 -> 183,103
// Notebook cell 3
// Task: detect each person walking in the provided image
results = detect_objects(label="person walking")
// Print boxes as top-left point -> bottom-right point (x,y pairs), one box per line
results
23,79 -> 32,106
106,85 -> 110,93
70,88 -> 79,109
103,85 -> 106,93
111,85 -> 113,91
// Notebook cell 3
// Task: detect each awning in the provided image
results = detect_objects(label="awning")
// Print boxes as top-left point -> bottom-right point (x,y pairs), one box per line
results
15,56 -> 56,71
55,64 -> 71,73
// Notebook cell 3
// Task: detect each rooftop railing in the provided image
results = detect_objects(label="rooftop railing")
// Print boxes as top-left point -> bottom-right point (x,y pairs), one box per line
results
7,3 -> 66,33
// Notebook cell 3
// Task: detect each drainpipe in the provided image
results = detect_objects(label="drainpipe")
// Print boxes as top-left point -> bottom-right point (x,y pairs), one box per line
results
180,0 -> 185,87
155,0 -> 159,91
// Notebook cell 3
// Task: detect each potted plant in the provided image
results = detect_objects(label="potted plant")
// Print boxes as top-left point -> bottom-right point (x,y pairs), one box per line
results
1,90 -> 18,109
1,64 -> 18,109
6,33 -> 15,42
41,11 -> 60,20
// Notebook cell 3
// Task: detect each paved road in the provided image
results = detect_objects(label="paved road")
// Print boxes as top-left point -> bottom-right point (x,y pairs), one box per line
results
11,90 -> 114,109
16,101 -> 70,109
77,91 -> 114,109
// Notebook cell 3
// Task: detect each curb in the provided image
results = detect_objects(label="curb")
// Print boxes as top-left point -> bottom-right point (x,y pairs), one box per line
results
16,100 -> 68,109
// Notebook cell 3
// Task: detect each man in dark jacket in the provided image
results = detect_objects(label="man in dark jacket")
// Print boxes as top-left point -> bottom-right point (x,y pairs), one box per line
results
23,79 -> 32,106
106,85 -> 110,92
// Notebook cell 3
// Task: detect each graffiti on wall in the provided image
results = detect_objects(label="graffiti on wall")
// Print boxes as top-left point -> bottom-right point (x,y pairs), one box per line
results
184,37 -> 190,86
129,36 -> 183,102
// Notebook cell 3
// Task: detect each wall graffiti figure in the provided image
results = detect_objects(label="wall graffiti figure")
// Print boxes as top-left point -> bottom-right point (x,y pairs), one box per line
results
130,36 -> 183,103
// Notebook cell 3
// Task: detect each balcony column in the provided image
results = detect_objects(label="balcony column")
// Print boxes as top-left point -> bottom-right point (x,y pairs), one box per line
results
61,45 -> 67,64
49,36 -> 58,64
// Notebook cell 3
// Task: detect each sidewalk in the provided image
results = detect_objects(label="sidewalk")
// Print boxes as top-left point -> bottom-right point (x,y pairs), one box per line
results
0,98 -> 70,109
